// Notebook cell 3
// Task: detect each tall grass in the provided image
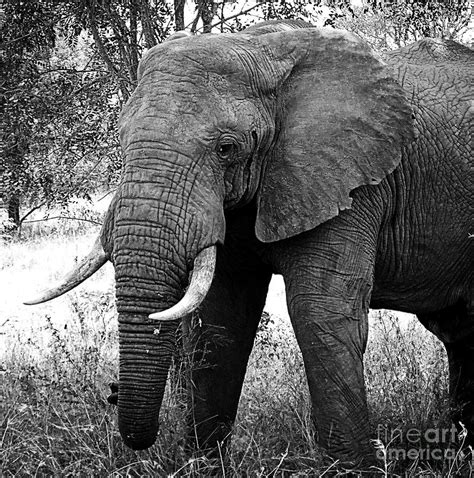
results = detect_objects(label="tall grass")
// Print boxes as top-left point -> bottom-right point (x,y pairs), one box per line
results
1,216 -> 472,476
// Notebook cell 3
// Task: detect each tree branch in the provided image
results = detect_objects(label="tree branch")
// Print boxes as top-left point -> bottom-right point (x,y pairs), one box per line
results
20,202 -> 47,225
22,215 -> 103,226
208,4 -> 262,31
87,7 -> 120,79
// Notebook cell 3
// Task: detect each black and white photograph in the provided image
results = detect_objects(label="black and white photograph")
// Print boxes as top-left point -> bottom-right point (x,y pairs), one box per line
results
1,1 -> 473,475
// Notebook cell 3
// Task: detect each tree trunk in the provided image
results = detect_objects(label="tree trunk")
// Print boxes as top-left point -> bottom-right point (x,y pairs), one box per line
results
8,194 -> 20,227
174,0 -> 186,31
200,0 -> 216,33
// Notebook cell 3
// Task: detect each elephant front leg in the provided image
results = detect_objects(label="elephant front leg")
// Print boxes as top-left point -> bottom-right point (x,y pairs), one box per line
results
184,237 -> 272,454
274,220 -> 378,467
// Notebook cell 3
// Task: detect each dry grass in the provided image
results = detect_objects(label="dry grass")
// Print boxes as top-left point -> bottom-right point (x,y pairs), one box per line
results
1,214 -> 472,476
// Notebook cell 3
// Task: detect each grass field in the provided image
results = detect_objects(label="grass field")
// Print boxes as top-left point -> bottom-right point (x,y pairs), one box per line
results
1,208 -> 472,476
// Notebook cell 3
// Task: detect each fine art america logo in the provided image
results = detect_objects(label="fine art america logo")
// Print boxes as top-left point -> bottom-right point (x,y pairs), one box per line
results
374,424 -> 463,461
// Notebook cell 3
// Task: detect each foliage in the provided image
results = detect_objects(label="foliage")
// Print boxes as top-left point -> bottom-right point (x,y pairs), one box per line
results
381,0 -> 471,45
2,0 -> 470,230
1,0 -> 61,224
0,0 -> 122,228
260,0 -> 323,23
15,197 -> 106,240
335,0 -> 472,50
364,312 -> 457,475
71,0 -> 174,101
1,295 -> 470,474
24,35 -> 121,209
2,221 -> 473,475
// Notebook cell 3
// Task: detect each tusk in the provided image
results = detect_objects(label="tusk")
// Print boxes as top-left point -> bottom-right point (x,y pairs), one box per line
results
24,236 -> 109,305
148,246 -> 216,321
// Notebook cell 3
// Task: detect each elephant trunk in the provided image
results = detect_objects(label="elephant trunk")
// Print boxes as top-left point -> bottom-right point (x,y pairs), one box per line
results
110,146 -> 225,450
116,247 -> 216,450
112,207 -> 189,450
114,225 -> 183,450
118,314 -> 177,450
112,200 -> 190,450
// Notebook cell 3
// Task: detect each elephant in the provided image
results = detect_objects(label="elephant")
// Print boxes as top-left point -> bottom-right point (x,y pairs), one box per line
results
26,19 -> 473,467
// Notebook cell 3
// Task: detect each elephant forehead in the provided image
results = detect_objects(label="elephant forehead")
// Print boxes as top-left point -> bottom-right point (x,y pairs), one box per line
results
118,82 -> 261,149
120,61 -> 265,142
138,35 -> 263,88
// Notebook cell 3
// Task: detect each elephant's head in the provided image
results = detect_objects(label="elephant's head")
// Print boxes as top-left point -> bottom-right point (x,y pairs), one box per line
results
26,25 -> 413,450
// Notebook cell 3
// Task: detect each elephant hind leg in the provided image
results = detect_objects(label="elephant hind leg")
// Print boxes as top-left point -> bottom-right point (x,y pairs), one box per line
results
418,300 -> 474,448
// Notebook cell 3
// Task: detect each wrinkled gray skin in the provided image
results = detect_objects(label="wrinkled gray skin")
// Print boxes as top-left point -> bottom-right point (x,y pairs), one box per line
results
101,20 -> 473,466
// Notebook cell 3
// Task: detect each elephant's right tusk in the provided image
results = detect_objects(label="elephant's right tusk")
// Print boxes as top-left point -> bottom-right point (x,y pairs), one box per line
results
148,246 -> 216,321
24,236 -> 109,305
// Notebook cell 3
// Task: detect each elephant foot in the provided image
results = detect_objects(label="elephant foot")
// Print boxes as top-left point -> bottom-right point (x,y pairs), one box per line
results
107,382 -> 118,405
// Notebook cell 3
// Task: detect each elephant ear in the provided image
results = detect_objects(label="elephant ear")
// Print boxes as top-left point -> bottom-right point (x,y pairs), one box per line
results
253,28 -> 415,242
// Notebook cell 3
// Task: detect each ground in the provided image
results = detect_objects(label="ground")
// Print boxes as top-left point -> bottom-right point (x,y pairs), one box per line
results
0,200 -> 471,476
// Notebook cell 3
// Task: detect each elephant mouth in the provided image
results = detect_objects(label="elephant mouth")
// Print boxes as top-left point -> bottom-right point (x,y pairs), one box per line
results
24,241 -> 217,322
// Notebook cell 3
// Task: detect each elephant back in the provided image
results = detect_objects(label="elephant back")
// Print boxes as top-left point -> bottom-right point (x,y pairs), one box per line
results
385,38 -> 473,65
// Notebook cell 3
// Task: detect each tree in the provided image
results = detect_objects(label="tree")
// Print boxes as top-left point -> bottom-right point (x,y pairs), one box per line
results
21,33 -> 122,216
382,0 -> 471,45
174,0 -> 186,30
72,0 -> 174,101
72,1 -> 259,98
0,0 -> 61,226
335,0 -> 472,49
0,0 -> 121,229
2,0 -> 470,232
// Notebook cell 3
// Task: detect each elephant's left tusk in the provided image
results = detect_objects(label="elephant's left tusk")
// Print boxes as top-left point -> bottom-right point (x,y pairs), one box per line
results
148,246 -> 216,321
24,236 -> 109,305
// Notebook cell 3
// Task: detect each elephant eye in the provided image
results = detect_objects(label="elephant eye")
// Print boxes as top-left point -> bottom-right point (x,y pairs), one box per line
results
216,141 -> 236,160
